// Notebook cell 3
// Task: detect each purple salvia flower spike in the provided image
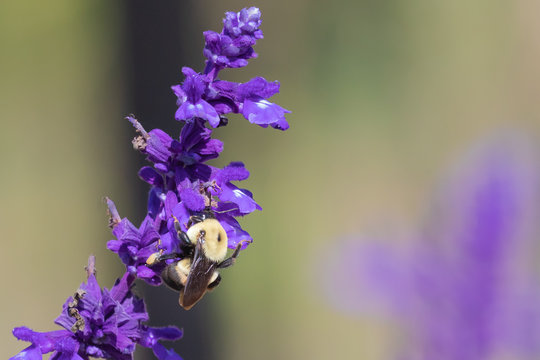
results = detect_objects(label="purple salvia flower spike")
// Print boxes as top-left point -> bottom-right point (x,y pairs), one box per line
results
13,8 -> 286,359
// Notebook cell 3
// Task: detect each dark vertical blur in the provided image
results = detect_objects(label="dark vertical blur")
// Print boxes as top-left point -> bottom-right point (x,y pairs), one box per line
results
121,1 -> 217,359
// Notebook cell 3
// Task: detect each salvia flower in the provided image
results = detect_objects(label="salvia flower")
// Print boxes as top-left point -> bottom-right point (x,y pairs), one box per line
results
324,133 -> 540,359
106,199 -> 162,285
208,77 -> 290,130
11,257 -> 183,360
173,68 -> 221,127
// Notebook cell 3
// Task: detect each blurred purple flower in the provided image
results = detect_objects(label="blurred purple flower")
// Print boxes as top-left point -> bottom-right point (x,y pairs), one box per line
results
11,257 -> 183,360
324,134 -> 540,359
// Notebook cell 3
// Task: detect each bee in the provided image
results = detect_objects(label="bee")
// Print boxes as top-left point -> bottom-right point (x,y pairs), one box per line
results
146,211 -> 242,310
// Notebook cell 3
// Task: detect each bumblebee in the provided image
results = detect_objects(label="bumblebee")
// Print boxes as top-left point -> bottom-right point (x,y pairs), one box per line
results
147,212 -> 242,310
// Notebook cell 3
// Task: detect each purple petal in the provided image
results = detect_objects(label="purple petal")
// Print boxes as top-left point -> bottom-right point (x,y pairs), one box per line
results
136,265 -> 162,284
109,272 -> 132,302
152,343 -> 183,360
112,218 -> 140,244
219,183 -> 261,214
175,100 -> 220,128
52,337 -> 80,358
82,275 -> 101,301
10,344 -> 41,360
236,77 -> 280,100
139,326 -> 183,360
174,118 -> 224,163
12,328 -> 76,356
105,198 -> 121,227
146,129 -> 173,163
180,68 -> 205,101
177,118 -> 209,151
178,189 -> 205,212
217,162 -> 250,182
106,240 -> 122,252
177,178 -> 205,211
181,66 -> 198,78
171,85 -> 186,106
216,213 -> 252,249
164,191 -> 179,218
269,117 -> 290,131
211,79 -> 239,95
172,203 -> 191,232
157,230 -> 179,254
142,327 -> 183,346
139,167 -> 164,187
127,116 -> 149,138
188,163 -> 213,182
241,98 -> 290,129
148,187 -> 164,219
138,216 -> 160,247
198,138 -> 223,159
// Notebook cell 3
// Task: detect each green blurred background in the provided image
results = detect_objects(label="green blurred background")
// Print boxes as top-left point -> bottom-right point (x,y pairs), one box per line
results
2,1 -> 540,359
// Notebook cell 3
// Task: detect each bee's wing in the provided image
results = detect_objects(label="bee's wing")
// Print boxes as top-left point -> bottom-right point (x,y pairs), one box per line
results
180,239 -> 217,310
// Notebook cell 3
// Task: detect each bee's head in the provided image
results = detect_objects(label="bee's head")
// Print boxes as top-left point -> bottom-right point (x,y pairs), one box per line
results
186,218 -> 228,262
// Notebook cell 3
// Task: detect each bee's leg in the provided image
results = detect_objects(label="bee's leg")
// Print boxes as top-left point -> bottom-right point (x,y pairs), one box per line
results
174,218 -> 192,246
177,230 -> 191,245
146,252 -> 182,266
217,243 -> 242,269
161,263 -> 186,292
187,215 -> 205,228
173,217 -> 191,244
158,253 -> 183,261
207,273 -> 222,290
173,216 -> 195,255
